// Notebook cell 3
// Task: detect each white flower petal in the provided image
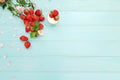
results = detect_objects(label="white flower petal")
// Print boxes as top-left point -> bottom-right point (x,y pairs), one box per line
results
38,30 -> 44,36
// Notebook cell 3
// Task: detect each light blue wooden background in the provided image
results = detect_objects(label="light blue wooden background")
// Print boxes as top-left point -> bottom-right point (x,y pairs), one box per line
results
0,0 -> 120,80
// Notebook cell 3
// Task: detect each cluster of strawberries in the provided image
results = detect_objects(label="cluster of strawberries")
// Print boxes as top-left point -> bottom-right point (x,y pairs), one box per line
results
19,9 -> 60,49
20,8 -> 45,33
19,8 -> 45,48
49,10 -> 59,21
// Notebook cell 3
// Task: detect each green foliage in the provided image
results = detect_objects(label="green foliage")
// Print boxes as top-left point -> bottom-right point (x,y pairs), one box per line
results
0,0 -> 34,16
30,32 -> 38,38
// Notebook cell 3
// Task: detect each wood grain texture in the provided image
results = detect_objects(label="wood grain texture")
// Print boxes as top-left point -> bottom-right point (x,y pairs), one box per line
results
0,0 -> 120,80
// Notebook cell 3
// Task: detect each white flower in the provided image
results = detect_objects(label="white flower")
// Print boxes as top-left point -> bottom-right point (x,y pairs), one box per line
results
38,30 -> 44,36
16,6 -> 25,14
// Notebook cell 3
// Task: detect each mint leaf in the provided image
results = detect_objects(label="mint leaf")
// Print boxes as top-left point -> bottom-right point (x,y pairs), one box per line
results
30,32 -> 38,38
30,32 -> 36,38
33,21 -> 39,31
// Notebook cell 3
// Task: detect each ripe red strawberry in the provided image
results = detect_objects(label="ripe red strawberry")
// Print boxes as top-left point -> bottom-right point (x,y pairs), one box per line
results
26,14 -> 31,20
49,13 -> 54,18
30,22 -> 35,26
20,35 -> 28,41
35,9 -> 42,16
33,15 -> 39,21
24,20 -> 29,26
39,15 -> 45,21
24,16 -> 27,20
53,10 -> 59,17
25,26 -> 30,32
20,14 -> 25,20
24,9 -> 29,15
24,41 -> 31,49
54,16 -> 59,21
39,24 -> 44,30
30,15 -> 34,21
29,17 -> 33,22
29,8 -> 34,15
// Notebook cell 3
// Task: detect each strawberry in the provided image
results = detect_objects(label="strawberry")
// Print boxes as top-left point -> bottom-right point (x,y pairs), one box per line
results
39,23 -> 44,30
29,17 -> 33,22
54,16 -> 59,21
24,20 -> 29,26
33,15 -> 39,21
28,16 -> 33,22
24,16 -> 27,20
20,35 -> 28,41
53,10 -> 59,17
39,15 -> 45,21
20,14 -> 25,20
25,26 -> 30,32
29,8 -> 34,15
24,41 -> 31,49
30,15 -> 34,21
49,13 -> 54,18
26,14 -> 31,20
35,9 -> 42,16
24,9 -> 29,15
30,22 -> 35,26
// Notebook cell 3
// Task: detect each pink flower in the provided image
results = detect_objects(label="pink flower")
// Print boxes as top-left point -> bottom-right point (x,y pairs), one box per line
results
0,0 -> 5,3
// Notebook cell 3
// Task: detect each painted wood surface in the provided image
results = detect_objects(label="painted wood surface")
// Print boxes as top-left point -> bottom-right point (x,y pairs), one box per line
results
0,0 -> 120,80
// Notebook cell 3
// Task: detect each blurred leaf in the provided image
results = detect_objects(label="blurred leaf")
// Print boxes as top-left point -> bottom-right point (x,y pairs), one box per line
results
33,21 -> 39,31
30,32 -> 38,38
7,6 -> 15,11
2,3 -> 7,9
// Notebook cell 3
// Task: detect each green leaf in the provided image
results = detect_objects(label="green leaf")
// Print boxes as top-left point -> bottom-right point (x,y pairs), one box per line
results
16,0 -> 27,7
30,32 -> 38,38
16,0 -> 19,3
33,21 -> 39,31
7,6 -> 15,11
2,3 -> 7,9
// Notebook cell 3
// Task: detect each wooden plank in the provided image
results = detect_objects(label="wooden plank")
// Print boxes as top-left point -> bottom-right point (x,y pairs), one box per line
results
1,12 -> 120,28
0,40 -> 120,56
35,0 -> 120,11
1,57 -> 120,72
0,72 -> 120,80
1,25 -> 120,40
